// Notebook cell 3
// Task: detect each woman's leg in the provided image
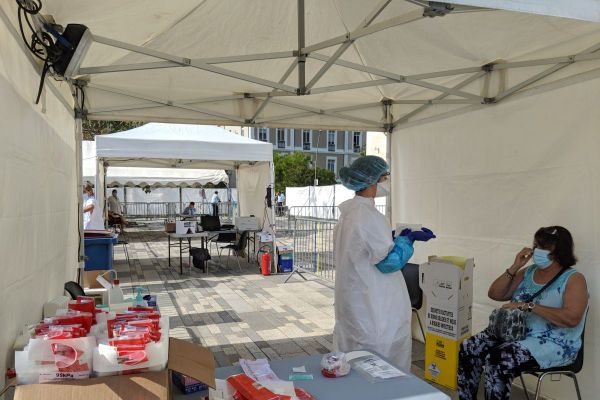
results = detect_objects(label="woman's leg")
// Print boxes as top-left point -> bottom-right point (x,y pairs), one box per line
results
458,330 -> 502,400
483,342 -> 539,400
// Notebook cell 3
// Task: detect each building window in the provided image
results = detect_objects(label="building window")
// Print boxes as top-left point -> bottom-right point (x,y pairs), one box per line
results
276,128 -> 286,148
327,131 -> 336,152
326,158 -> 337,173
302,130 -> 311,150
258,128 -> 268,142
353,131 -> 362,153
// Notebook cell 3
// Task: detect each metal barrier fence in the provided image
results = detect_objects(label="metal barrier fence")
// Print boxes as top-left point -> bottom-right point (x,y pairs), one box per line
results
122,201 -> 234,219
276,205 -> 386,235
291,217 -> 337,282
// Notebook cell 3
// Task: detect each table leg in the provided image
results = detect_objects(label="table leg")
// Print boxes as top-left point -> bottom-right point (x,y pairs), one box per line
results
179,238 -> 183,275
188,238 -> 192,274
168,235 -> 171,268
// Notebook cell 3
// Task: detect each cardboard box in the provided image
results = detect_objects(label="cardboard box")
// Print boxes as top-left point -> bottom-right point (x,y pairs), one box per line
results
419,256 -> 474,390
176,220 -> 196,235
165,222 -> 176,233
13,338 -> 216,400
83,270 -> 109,289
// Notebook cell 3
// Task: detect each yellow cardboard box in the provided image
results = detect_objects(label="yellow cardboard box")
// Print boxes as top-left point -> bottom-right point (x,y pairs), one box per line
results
420,256 -> 474,390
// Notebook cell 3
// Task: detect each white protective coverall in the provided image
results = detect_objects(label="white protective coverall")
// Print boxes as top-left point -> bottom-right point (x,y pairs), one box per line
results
333,195 -> 412,371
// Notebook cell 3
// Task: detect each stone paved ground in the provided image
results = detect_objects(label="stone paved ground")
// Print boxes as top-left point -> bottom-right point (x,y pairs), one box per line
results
112,221 -> 533,400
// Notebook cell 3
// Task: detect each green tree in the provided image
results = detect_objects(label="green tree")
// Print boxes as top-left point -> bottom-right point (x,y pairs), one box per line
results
82,120 -> 144,140
273,152 -> 336,192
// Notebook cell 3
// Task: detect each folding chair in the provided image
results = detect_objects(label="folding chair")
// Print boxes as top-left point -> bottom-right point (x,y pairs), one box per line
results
401,262 -> 426,341
221,231 -> 249,271
518,313 -> 587,400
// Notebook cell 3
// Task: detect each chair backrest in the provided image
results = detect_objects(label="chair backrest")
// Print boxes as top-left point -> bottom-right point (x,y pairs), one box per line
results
401,263 -> 423,310
64,281 -> 85,300
570,310 -> 588,373
201,215 -> 221,231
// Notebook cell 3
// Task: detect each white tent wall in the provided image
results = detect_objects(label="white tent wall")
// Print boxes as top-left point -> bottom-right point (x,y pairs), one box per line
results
285,184 -> 386,218
237,163 -> 273,226
0,9 -> 77,388
390,76 -> 600,399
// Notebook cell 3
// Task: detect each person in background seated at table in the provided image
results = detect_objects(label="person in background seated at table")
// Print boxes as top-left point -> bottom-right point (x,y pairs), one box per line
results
182,202 -> 197,217
107,189 -> 126,233
82,183 -> 104,230
211,191 -> 221,217
458,226 -> 588,400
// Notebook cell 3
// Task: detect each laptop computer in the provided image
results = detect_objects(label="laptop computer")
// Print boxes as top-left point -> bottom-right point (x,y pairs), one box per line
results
200,215 -> 221,231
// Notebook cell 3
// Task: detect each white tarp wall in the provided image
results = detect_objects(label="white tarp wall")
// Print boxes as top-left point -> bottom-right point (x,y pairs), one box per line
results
391,76 -> 600,399
286,184 -> 385,219
0,11 -> 77,388
111,188 -> 237,204
237,163 -> 272,224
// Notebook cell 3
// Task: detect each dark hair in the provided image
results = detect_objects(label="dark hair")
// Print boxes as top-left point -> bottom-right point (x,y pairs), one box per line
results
112,189 -> 117,194
190,202 -> 195,206
534,226 -> 577,268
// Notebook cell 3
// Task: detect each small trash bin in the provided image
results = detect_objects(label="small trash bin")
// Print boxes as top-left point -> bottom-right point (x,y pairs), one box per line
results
84,235 -> 118,271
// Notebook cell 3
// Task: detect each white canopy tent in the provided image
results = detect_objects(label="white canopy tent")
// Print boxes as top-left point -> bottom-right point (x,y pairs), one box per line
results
83,140 -> 229,188
95,123 -> 273,223
2,1 -> 600,397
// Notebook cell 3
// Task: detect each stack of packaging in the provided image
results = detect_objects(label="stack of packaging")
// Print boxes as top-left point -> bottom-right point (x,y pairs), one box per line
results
15,296 -> 168,384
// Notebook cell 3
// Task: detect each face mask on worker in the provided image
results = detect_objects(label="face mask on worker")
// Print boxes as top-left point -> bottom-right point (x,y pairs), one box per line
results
533,248 -> 552,268
376,180 -> 390,198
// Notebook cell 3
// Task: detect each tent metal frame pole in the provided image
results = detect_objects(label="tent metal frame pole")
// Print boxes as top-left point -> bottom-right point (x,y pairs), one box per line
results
78,51 -> 295,75
88,83 -> 247,123
268,98 -> 383,126
249,60 -> 298,123
494,41 -> 600,103
393,71 -> 487,125
302,9 -> 424,54
297,0 -> 306,95
305,0 -> 396,91
92,35 -> 298,93
89,94 -> 245,114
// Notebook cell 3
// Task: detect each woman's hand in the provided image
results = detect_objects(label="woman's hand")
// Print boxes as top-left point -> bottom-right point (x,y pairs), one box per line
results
512,247 -> 533,270
502,302 -> 526,310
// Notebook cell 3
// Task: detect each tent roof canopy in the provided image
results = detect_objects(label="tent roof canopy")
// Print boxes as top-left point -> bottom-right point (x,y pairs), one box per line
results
16,0 -> 599,132
83,138 -> 229,188
95,123 -> 273,169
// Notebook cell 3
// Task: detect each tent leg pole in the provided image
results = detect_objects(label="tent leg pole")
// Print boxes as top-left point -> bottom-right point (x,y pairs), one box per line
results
75,114 -> 85,283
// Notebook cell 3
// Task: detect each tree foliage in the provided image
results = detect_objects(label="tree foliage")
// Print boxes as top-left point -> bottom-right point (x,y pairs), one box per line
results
273,152 -> 336,192
82,120 -> 144,140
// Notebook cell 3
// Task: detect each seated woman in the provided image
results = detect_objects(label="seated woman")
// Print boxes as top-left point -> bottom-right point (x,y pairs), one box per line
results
458,226 -> 588,400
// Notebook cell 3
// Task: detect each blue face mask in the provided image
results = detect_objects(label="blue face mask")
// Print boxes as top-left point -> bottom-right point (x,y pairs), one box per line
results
533,248 -> 552,269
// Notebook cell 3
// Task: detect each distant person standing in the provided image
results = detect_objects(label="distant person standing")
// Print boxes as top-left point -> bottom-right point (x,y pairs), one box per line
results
107,189 -> 127,233
277,191 -> 286,216
82,183 -> 104,230
211,191 -> 221,217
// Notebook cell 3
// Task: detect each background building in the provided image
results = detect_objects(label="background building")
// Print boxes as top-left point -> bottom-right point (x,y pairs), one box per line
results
248,127 -> 366,177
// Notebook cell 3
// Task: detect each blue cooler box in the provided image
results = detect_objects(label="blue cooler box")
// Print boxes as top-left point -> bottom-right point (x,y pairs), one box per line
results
279,258 -> 293,273
84,235 -> 118,271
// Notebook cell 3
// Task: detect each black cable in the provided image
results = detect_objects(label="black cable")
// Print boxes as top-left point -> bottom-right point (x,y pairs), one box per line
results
34,60 -> 49,104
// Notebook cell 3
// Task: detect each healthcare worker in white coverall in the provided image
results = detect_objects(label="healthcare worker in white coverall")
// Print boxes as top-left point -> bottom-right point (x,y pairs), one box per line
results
334,155 -> 436,371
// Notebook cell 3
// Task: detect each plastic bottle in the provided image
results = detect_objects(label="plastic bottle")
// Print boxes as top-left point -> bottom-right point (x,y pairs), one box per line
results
134,287 -> 148,307
108,279 -> 124,304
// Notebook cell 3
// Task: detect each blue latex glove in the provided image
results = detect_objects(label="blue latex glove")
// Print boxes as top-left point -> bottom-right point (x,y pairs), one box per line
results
375,236 -> 414,273
407,227 -> 436,242
399,228 -> 412,237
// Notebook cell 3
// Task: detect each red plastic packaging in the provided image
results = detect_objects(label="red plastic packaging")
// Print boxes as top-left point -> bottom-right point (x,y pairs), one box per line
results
226,374 -> 291,400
